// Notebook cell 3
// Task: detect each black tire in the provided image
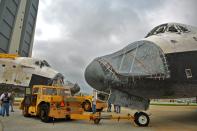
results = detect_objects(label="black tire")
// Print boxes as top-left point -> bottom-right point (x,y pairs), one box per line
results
83,101 -> 92,112
65,115 -> 71,121
134,112 -> 139,118
40,104 -> 51,122
94,118 -> 101,124
23,106 -> 30,117
134,112 -> 149,127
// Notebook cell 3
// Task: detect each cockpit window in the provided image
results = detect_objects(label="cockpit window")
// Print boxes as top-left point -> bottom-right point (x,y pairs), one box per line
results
35,61 -> 40,65
155,25 -> 166,34
145,23 -> 191,38
168,25 -> 178,33
145,24 -> 167,38
177,25 -> 189,32
34,60 -> 51,67
42,60 -> 50,67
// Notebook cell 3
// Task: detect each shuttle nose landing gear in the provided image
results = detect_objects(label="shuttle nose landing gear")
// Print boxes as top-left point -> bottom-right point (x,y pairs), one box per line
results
134,112 -> 150,127
83,111 -> 150,127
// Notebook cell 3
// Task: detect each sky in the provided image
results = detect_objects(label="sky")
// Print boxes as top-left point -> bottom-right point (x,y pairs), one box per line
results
32,0 -> 197,93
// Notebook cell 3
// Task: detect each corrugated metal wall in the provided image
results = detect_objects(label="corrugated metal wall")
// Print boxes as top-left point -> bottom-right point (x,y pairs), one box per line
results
19,0 -> 39,57
0,0 -> 20,53
0,0 -> 39,57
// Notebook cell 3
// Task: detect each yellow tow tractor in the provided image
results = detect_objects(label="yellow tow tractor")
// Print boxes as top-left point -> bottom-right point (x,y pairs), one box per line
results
20,85 -> 150,126
74,90 -> 108,112
20,85 -> 83,122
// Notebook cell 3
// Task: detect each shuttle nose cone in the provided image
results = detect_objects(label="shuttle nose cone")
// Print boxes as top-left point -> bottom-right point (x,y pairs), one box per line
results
85,59 -> 106,91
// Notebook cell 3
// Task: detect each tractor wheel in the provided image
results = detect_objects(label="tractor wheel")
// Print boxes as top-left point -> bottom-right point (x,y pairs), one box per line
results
134,112 -> 149,127
134,112 -> 139,118
83,101 -> 92,112
40,104 -> 51,122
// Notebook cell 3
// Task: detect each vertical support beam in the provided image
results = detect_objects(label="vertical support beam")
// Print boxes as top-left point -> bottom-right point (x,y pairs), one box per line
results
28,16 -> 37,57
9,0 -> 27,55
19,0 -> 39,57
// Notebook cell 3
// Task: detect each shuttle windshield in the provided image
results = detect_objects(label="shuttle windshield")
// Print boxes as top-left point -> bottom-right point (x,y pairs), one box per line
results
34,60 -> 51,67
145,23 -> 190,38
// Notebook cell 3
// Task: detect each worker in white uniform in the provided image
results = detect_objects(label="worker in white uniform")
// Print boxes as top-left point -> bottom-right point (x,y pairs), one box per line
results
0,92 -> 11,117
92,89 -> 97,114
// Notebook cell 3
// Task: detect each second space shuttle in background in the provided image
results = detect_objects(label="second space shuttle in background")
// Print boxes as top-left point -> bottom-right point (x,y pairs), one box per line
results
0,54 -> 80,95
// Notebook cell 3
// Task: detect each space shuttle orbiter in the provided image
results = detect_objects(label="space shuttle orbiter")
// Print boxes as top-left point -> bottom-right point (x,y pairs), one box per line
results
0,54 -> 64,93
85,23 -> 197,110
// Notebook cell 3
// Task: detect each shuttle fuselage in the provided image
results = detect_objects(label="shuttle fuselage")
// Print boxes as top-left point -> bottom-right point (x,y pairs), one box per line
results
85,23 -> 197,110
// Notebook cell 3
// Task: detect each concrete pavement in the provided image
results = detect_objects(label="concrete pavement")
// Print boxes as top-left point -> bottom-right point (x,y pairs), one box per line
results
1,105 -> 197,131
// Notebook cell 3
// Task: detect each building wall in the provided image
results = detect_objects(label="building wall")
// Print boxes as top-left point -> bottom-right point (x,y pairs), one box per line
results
19,0 -> 39,57
0,0 -> 39,57
0,0 -> 20,53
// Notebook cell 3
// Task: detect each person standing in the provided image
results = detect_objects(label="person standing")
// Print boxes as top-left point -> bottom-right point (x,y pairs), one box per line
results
10,91 -> 15,112
107,100 -> 112,112
116,104 -> 121,113
92,89 -> 97,114
114,104 -> 117,112
0,92 -> 10,117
